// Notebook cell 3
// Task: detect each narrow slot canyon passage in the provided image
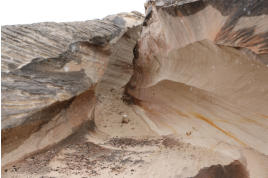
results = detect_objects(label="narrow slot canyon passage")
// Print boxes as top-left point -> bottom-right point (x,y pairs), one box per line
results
1,0 -> 268,178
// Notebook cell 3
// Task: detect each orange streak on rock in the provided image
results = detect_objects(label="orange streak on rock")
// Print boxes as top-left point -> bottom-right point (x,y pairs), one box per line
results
192,113 -> 247,147
261,115 -> 268,119
173,108 -> 190,118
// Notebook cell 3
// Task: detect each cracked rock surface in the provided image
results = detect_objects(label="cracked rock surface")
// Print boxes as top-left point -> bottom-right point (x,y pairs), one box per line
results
1,1 -> 268,178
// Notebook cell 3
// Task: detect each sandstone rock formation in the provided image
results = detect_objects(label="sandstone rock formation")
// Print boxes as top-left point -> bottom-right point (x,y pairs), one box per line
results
125,0 -> 268,177
1,0 -> 268,178
1,12 -> 144,167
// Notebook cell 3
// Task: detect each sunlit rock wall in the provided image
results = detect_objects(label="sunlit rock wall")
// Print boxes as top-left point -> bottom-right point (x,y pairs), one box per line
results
126,1 -> 268,176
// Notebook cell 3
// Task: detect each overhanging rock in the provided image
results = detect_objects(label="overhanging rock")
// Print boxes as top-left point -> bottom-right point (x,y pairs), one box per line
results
1,12 -> 144,166
1,1 -> 268,177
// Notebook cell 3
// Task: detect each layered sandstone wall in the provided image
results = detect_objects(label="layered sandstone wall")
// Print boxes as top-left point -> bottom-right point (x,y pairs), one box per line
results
1,12 -> 144,166
1,1 -> 268,177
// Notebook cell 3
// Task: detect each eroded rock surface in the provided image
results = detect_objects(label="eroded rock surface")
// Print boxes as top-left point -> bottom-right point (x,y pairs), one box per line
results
1,12 -> 144,167
125,0 -> 268,177
1,0 -> 268,178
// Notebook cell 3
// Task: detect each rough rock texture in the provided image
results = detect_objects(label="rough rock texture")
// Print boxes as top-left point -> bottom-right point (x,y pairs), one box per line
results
1,12 -> 144,167
1,12 -> 143,129
1,0 -> 268,178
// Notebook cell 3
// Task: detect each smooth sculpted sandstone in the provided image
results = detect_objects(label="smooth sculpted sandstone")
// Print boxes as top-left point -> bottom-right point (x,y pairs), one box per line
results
126,0 -> 268,177
1,1 -> 268,178
1,12 -> 144,166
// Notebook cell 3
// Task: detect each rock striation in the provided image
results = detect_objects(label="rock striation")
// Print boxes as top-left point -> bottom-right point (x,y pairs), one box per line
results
125,0 -> 268,177
1,12 -> 144,166
1,0 -> 268,178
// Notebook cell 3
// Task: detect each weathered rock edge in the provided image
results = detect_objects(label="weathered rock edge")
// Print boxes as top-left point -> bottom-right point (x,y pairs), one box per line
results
125,1 -> 268,177
1,12 -> 144,167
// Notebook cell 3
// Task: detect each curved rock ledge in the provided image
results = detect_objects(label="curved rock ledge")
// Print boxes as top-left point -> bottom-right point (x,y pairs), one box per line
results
1,1 -> 268,178
1,12 -> 144,167
126,0 -> 268,177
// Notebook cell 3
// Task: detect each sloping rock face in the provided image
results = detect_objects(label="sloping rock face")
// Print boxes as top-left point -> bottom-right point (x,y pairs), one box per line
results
125,0 -> 268,177
1,12 -> 144,166
1,1 -> 268,178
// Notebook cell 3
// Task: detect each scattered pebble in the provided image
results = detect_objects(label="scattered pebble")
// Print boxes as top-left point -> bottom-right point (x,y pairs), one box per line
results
186,131 -> 192,136
122,115 -> 130,124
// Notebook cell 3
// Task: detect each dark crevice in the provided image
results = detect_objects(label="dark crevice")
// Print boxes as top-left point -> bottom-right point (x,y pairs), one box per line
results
191,160 -> 249,178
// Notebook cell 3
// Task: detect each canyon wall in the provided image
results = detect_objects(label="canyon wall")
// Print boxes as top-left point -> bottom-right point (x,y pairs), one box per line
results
1,12 -> 144,166
127,0 -> 268,154
125,0 -> 268,177
1,0 -> 268,177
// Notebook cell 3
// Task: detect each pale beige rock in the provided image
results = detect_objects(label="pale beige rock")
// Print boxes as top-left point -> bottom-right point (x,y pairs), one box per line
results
1,0 -> 268,178
126,0 -> 268,177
